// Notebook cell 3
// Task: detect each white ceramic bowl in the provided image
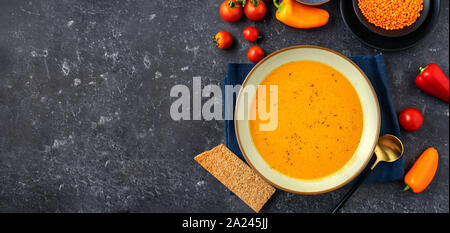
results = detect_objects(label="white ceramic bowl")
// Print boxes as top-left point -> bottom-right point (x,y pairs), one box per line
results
234,45 -> 380,194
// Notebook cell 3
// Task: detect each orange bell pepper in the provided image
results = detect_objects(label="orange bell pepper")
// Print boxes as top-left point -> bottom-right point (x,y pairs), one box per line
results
273,0 -> 329,29
403,147 -> 439,193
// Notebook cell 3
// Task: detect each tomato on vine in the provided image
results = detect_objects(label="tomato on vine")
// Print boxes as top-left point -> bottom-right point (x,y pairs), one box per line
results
244,0 -> 267,21
219,0 -> 242,23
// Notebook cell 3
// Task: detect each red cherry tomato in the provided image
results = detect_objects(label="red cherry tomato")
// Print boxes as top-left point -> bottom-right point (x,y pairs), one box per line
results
214,31 -> 233,49
244,0 -> 266,21
243,26 -> 261,42
220,0 -> 242,23
398,107 -> 424,131
247,46 -> 264,63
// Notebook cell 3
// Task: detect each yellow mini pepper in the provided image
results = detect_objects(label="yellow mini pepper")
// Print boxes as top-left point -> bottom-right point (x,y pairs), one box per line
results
404,147 -> 439,193
273,0 -> 329,29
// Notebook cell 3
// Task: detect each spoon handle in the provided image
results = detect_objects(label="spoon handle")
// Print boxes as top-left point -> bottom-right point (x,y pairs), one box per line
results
331,167 -> 372,213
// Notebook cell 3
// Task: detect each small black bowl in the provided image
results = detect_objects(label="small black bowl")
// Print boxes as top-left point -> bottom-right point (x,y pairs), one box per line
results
352,0 -> 431,38
295,0 -> 330,6
340,0 -> 440,51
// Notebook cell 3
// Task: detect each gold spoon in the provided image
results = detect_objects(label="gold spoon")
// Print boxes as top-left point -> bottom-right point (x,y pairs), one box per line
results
331,134 -> 404,213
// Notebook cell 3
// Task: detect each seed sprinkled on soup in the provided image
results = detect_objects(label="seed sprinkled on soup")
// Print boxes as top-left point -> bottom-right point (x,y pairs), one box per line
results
250,60 -> 363,180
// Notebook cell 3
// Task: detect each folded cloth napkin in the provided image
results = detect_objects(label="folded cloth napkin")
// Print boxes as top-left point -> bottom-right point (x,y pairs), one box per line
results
222,54 -> 403,184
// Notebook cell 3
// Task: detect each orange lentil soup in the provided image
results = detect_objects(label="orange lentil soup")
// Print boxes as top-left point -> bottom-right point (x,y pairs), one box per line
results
249,61 -> 363,180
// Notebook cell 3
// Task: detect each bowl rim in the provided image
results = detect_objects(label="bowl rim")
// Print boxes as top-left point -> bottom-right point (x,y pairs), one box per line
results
234,45 -> 381,195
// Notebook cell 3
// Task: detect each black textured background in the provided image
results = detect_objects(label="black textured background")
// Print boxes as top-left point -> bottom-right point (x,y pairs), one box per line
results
0,0 -> 448,213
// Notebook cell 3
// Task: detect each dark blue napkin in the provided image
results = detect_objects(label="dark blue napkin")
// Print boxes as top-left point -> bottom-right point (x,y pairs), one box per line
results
222,54 -> 403,184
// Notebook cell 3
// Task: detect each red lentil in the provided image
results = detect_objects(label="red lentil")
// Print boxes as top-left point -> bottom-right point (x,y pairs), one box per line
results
358,0 -> 424,30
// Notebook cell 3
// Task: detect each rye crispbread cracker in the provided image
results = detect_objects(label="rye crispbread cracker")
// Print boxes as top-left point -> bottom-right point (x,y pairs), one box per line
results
194,144 -> 275,212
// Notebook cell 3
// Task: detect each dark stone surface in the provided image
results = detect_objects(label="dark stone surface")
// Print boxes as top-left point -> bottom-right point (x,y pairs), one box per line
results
0,0 -> 448,213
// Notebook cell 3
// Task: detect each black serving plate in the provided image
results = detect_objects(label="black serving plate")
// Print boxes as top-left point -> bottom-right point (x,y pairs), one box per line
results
352,0 -> 431,38
340,0 -> 441,51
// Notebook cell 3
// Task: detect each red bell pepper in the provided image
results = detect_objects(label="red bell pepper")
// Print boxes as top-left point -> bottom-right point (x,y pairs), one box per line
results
415,63 -> 449,102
